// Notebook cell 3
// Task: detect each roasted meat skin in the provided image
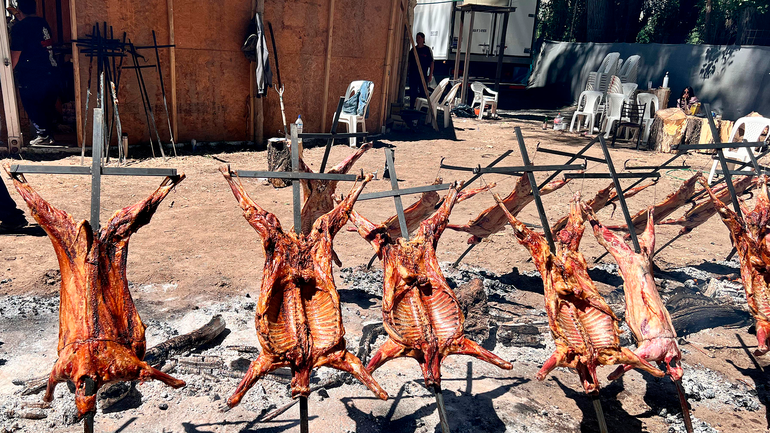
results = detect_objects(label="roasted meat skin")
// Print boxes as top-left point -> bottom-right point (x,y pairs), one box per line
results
6,171 -> 186,417
298,142 -> 372,235
222,169 -> 387,407
660,176 -> 756,235
350,183 -> 512,387
607,174 -> 698,235
550,181 -> 653,236
584,206 -> 683,380
447,175 -> 570,244
496,194 -> 663,394
698,175 -> 770,355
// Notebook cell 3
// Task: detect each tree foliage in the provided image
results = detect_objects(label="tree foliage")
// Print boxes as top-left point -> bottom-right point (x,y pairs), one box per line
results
537,0 -> 770,45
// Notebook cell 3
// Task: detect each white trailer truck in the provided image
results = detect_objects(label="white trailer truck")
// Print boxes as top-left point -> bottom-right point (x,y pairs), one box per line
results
413,0 -> 539,87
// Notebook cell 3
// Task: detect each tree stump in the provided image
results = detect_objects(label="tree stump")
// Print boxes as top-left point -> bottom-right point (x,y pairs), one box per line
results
267,138 -> 302,188
650,108 -> 687,152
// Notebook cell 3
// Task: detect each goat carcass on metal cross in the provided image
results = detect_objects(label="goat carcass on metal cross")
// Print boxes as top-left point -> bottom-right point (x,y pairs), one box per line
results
447,174 -> 571,244
495,193 -> 664,393
698,174 -> 770,355
221,168 -> 387,407
584,205 -> 683,380
5,168 -> 186,418
349,182 -> 512,387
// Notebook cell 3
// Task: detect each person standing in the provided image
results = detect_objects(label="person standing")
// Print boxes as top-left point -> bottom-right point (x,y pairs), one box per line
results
408,32 -> 434,109
10,0 -> 59,146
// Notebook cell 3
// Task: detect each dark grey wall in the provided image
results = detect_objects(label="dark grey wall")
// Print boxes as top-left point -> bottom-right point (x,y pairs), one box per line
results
528,40 -> 770,120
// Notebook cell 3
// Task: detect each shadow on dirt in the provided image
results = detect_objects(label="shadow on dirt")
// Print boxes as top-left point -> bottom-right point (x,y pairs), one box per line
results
552,376 -> 641,433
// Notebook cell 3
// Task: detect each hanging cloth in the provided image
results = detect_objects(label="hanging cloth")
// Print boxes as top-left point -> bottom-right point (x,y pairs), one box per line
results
242,13 -> 272,96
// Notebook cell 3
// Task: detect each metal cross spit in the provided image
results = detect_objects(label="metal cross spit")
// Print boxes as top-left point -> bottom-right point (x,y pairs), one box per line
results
438,126 -> 673,433
9,110 -> 177,433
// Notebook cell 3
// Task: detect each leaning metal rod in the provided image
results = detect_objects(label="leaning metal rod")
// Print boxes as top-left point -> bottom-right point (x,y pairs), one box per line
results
299,395 -> 309,433
131,41 -> 166,160
152,30 -> 178,157
320,97 -> 345,173
433,384 -> 451,433
128,40 -> 156,158
82,376 -> 97,433
674,379 -> 694,433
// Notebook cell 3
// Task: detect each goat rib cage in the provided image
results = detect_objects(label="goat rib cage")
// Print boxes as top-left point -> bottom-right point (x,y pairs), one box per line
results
221,169 -> 387,407
350,182 -> 512,387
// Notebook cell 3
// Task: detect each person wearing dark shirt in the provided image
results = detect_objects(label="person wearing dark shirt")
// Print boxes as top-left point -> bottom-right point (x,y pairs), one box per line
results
408,32 -> 434,109
10,0 -> 58,146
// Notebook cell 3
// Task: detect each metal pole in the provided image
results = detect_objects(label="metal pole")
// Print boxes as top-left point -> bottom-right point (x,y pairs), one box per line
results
91,99 -> 104,231
452,10 -> 464,83
152,30 -> 178,157
299,395 -> 309,433
705,104 -> 743,219
460,11 -> 475,103
538,135 -> 601,188
82,376 -> 97,433
385,148 -> 410,241
592,394 -> 609,433
674,379 -> 694,433
597,135 -> 641,253
433,384 -> 451,433
515,127 -> 556,252
320,97 -> 345,173
452,243 -> 477,267
494,12 -> 509,92
129,40 -> 156,158
291,124 -> 302,231
131,41 -> 166,160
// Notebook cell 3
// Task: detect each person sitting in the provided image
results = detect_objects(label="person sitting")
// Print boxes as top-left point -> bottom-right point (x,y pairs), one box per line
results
677,87 -> 700,114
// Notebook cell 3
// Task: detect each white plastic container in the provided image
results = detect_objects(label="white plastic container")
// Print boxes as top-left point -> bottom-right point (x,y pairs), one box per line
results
295,115 -> 303,146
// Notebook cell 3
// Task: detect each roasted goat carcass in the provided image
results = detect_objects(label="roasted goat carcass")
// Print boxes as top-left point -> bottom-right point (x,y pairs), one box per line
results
606,174 -> 699,235
448,174 -> 570,244
349,182 -> 512,387
584,206 -> 683,380
381,178 -> 443,238
298,142 -> 372,235
495,194 -> 663,393
550,181 -> 654,235
660,175 -> 756,235
221,168 -> 387,407
6,170 -> 186,417
698,174 -> 770,355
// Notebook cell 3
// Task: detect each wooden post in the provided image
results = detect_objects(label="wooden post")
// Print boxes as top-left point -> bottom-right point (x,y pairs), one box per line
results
460,11 -> 475,104
69,0 -> 82,146
320,0 -> 337,129
405,22 -> 438,131
378,0 -> 400,131
167,0 -> 178,141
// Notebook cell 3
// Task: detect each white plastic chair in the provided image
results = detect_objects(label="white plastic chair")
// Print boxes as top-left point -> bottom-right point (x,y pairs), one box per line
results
601,93 -> 625,138
636,93 -> 659,145
570,91 -> 603,134
435,82 -> 461,128
336,80 -> 374,147
622,83 -> 638,103
415,77 -> 449,113
708,116 -> 770,183
608,75 -> 623,95
470,82 -> 498,119
618,55 -> 640,83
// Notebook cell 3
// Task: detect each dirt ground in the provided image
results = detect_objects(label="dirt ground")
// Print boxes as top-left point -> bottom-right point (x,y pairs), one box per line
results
1,111 -> 768,432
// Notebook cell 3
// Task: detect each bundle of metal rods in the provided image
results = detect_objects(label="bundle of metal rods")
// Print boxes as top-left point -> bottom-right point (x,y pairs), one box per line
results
74,23 -> 176,161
